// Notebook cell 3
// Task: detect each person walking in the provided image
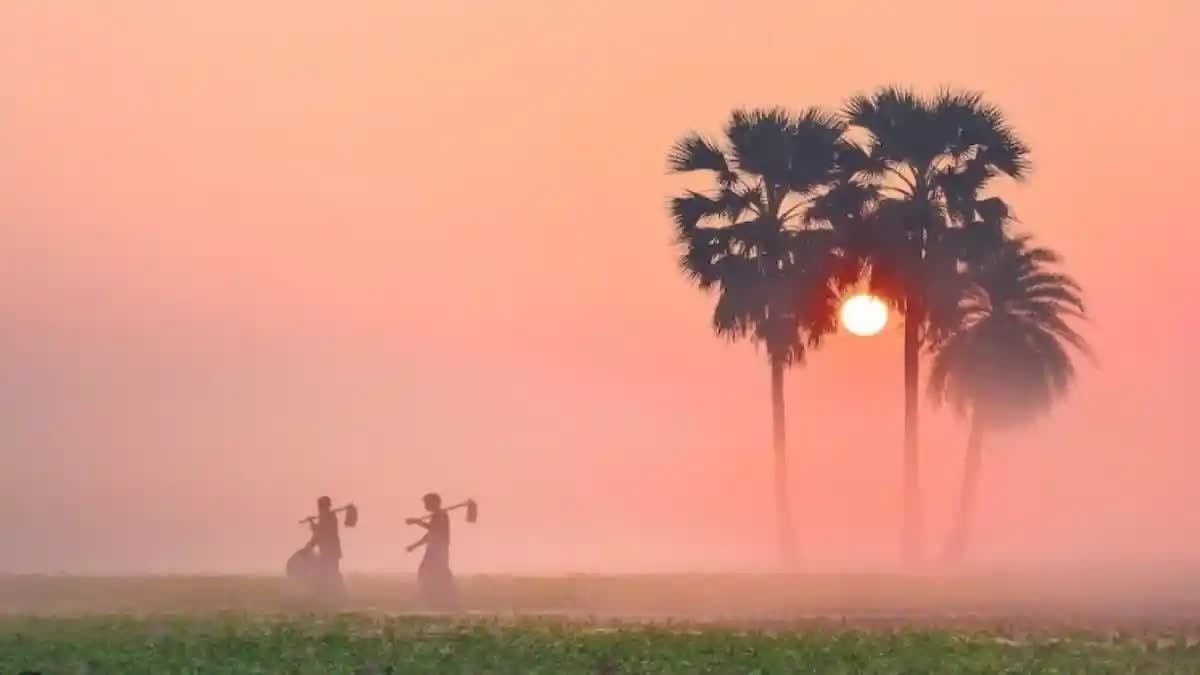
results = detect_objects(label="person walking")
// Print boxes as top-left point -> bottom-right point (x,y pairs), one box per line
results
304,495 -> 346,603
406,492 -> 457,610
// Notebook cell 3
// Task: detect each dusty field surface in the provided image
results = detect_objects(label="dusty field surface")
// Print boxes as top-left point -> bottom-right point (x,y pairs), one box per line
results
5,572 -> 1200,631
5,574 -> 1200,673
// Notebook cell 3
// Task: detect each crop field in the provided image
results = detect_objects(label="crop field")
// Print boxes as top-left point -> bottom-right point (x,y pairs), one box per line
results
8,614 -> 1200,674
4,574 -> 1200,673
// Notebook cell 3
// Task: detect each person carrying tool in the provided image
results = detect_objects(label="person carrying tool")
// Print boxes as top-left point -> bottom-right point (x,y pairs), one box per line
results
304,495 -> 346,603
406,492 -> 457,609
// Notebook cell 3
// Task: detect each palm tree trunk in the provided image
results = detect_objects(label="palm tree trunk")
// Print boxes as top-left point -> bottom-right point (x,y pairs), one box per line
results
902,292 -> 922,563
945,417 -> 984,563
770,358 -> 797,565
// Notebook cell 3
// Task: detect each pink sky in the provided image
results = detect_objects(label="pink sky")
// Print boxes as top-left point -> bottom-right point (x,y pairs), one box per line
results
1,1 -> 1197,574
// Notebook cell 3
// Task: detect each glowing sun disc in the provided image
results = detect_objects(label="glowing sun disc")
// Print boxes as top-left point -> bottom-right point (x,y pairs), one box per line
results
840,294 -> 888,337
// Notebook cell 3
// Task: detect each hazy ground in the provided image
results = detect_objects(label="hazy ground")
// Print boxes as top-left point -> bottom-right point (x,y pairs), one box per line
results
6,572 -> 1200,633
9,575 -> 1200,673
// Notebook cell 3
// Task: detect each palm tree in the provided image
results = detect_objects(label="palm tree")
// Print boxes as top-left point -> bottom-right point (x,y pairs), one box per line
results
827,87 -> 1031,561
668,108 -> 844,563
928,235 -> 1089,561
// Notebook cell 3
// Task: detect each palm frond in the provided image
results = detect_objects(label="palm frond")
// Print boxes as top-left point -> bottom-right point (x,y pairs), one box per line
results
845,86 -> 946,168
726,108 -> 795,180
835,87 -> 1034,350
927,326 -> 975,418
1020,245 -> 1065,267
728,186 -> 764,219
935,156 -> 996,224
794,107 -> 847,138
669,191 -> 725,237
835,140 -> 888,182
668,106 -> 847,366
1023,271 -> 1082,295
1023,306 -> 1091,354
667,134 -> 736,184
928,233 -> 1090,428
806,179 -> 879,227
974,197 -> 1011,228
676,229 -> 732,289
712,281 -> 761,341
933,88 -> 1031,179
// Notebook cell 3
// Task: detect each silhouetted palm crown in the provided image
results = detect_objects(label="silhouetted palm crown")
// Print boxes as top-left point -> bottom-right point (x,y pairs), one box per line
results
929,235 -> 1089,427
815,87 -> 1031,333
669,108 -> 845,362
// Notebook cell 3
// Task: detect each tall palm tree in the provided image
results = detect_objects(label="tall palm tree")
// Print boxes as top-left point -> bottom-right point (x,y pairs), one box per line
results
928,235 -> 1089,561
828,87 -> 1031,561
668,108 -> 844,563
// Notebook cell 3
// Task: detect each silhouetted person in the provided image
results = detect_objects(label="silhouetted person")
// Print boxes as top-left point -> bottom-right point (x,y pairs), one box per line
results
407,492 -> 457,610
305,495 -> 345,603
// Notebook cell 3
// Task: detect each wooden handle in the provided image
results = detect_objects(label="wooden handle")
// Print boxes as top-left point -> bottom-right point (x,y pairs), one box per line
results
298,504 -> 351,525
409,501 -> 469,523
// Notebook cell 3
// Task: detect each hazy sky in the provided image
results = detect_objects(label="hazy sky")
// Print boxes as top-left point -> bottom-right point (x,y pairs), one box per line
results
1,1 -> 1197,574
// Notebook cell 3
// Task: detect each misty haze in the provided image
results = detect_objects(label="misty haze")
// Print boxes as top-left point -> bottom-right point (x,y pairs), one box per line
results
2,1 -> 1199,672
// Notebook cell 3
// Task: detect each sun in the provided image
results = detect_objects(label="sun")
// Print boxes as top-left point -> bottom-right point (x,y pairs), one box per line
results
840,294 -> 888,337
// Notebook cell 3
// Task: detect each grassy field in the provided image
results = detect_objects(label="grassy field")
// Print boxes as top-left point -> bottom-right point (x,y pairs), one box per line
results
7,572 -> 1200,625
5,614 -> 1200,674
4,574 -> 1200,673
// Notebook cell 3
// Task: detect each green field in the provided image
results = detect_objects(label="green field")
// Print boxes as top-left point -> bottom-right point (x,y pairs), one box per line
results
6,614 -> 1200,674
4,575 -> 1200,673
